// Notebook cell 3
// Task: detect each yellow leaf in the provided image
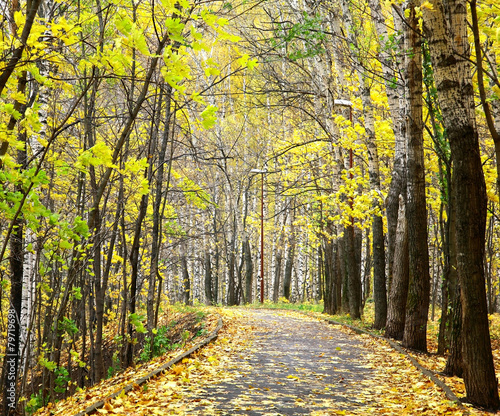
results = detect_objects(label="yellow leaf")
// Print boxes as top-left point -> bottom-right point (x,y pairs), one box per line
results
421,0 -> 434,9
493,85 -> 500,98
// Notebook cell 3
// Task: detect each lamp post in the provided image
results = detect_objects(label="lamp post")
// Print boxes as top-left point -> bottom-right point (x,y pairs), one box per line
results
250,168 -> 267,303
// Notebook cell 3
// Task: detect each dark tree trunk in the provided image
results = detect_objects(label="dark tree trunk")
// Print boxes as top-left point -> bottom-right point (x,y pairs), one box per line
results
485,213 -> 495,313
346,225 -> 362,319
322,240 -> 337,314
340,235 -> 349,314
2,71 -> 27,414
273,249 -> 282,303
3,219 -> 23,416
283,243 -> 294,301
317,247 -> 324,302
244,238 -> 253,304
443,285 -> 463,377
244,238 -> 253,303
372,214 -> 386,328
385,196 -> 409,340
181,254 -> 191,306
227,243 -> 236,306
149,84 -> 173,331
403,0 -> 430,352
126,179 -> 149,367
363,229 -> 371,308
439,178 -> 456,354
335,238 -> 342,312
94,199 -> 118,382
204,251 -> 213,305
452,129 -> 498,406
422,0 -> 499,407
214,245 -> 220,304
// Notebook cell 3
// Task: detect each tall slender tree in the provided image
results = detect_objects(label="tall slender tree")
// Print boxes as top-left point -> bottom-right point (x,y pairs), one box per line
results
402,0 -> 430,352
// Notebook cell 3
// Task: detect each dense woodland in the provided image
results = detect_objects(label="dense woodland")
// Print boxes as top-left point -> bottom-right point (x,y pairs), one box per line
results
1,0 -> 500,412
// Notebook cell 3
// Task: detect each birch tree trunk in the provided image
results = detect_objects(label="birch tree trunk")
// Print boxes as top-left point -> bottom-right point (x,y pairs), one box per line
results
422,0 -> 499,407
20,0 -> 57,383
283,205 -> 295,300
370,0 -> 407,293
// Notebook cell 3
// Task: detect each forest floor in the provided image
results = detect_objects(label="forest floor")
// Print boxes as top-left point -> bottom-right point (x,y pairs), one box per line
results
35,307 -> 498,416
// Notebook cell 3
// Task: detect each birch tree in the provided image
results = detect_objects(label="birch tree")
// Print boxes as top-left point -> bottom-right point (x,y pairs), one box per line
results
422,0 -> 499,407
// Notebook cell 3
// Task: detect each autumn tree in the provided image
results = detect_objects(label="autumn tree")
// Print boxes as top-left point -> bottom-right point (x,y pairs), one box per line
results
422,0 -> 499,407
401,0 -> 430,352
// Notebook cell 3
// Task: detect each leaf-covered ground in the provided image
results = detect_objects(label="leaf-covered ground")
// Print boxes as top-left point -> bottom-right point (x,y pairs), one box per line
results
34,310 -> 220,416
318,305 -> 500,413
37,308 -> 499,415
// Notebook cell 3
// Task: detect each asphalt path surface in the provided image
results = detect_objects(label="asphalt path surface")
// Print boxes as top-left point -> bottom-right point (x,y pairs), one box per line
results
190,309 -> 376,415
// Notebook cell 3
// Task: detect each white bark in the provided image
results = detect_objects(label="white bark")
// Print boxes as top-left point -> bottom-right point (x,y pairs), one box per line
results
20,0 -> 55,370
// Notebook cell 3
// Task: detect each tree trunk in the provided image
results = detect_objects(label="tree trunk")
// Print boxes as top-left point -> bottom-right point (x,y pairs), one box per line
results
345,224 -> 362,319
3,217 -> 23,416
402,0 -> 430,352
244,237 -> 253,304
283,243 -> 294,301
317,246 -> 323,302
126,175 -> 149,367
439,179 -> 457,354
340,234 -> 349,314
273,249 -> 282,303
385,196 -> 409,340
0,0 -> 42,101
227,239 -> 237,306
485,213 -> 495,313
322,238 -> 338,315
204,251 -> 213,305
422,0 -> 499,407
214,245 -> 220,304
443,285 -> 463,377
372,213 -> 386,328
181,253 -> 191,306
371,3 -> 407,294
283,209 -> 295,301
149,84 -> 173,332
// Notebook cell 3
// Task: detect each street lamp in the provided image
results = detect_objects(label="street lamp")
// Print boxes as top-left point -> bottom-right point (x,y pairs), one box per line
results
250,168 -> 267,303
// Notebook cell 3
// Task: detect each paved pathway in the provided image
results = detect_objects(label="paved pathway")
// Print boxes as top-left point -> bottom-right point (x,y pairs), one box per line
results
190,309 -> 376,415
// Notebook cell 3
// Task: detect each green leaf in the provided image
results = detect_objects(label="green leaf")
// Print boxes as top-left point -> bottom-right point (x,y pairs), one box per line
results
200,105 -> 218,129
115,15 -> 133,35
39,357 -> 57,371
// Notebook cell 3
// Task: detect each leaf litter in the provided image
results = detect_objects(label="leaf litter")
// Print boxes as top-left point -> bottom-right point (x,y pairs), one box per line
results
37,308 -> 495,415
